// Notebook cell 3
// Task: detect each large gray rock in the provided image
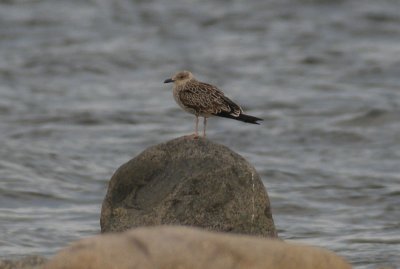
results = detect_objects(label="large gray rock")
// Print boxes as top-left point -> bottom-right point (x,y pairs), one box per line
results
44,226 -> 352,269
101,136 -> 277,237
0,256 -> 47,269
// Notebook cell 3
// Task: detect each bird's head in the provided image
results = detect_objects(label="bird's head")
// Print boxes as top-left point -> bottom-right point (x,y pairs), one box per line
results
164,71 -> 194,86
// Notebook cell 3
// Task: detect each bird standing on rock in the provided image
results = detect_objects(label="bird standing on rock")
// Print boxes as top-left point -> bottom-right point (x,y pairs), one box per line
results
164,71 -> 263,138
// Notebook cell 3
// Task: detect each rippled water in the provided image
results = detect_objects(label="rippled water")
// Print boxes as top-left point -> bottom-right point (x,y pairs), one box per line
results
1,0 -> 399,268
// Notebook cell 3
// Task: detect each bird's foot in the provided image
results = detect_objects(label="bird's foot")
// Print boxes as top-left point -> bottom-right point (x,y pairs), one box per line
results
184,133 -> 200,139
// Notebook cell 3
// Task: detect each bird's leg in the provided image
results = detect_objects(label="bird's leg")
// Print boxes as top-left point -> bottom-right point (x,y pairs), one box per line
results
203,117 -> 207,137
185,116 -> 199,139
194,115 -> 199,139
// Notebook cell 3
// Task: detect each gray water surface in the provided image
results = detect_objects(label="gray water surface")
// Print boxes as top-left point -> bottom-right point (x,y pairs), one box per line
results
0,0 -> 399,268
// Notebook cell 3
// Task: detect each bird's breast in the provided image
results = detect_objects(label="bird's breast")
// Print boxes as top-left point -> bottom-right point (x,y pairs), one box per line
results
173,86 -> 197,115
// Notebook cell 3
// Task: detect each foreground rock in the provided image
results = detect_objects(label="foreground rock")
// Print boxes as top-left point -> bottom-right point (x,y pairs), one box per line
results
45,226 -> 351,269
0,256 -> 47,269
101,137 -> 277,237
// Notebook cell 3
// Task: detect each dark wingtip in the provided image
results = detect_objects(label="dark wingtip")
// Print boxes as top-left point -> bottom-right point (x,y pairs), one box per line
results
214,111 -> 263,124
238,114 -> 263,124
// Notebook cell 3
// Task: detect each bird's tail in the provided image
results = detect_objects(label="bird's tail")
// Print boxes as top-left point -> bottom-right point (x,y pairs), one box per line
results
237,113 -> 263,124
215,112 -> 263,125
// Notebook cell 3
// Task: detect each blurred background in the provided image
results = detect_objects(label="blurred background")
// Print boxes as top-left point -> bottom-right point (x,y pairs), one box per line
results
0,0 -> 399,268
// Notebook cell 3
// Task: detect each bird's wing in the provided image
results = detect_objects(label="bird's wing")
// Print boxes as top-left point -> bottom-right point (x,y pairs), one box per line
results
179,82 -> 242,116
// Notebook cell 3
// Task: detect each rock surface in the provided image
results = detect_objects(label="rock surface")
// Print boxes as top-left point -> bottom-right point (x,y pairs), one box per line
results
44,226 -> 352,269
0,256 -> 47,269
101,137 -> 277,237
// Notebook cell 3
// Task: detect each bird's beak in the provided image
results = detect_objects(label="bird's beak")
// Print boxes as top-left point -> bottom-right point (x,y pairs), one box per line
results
164,78 -> 174,83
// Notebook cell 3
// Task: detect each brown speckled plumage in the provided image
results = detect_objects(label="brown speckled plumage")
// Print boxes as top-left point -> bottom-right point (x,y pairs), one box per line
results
164,71 -> 262,138
177,80 -> 242,117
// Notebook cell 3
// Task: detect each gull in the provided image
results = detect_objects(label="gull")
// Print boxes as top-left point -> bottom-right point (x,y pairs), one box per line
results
164,71 -> 262,138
